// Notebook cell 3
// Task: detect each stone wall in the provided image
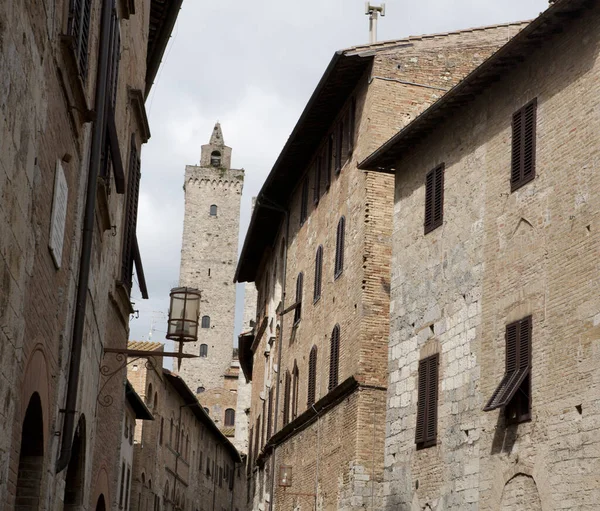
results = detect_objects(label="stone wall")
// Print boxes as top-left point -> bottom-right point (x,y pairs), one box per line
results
385,6 -> 600,510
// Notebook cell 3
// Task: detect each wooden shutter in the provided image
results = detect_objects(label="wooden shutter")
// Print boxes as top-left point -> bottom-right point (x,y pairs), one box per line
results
511,99 -> 537,192
247,428 -> 253,472
415,354 -> 439,447
121,134 -> 141,292
348,97 -> 356,155
108,8 -> 121,108
68,0 -> 93,79
329,325 -> 340,391
261,400 -> 266,448
335,217 -> 345,278
254,417 -> 260,458
335,121 -> 344,174
294,272 -> 303,324
424,164 -> 444,234
266,388 -> 273,439
283,371 -> 291,425
307,346 -> 317,406
292,363 -> 299,419
313,160 -> 321,204
314,245 -> 323,302
326,136 -> 333,188
483,316 -> 532,411
300,177 -> 309,225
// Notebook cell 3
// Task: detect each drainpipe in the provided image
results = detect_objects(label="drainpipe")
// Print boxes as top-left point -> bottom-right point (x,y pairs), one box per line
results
56,0 -> 113,473
258,200 -> 289,511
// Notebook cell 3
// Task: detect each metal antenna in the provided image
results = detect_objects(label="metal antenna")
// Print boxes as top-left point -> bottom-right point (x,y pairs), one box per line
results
365,3 -> 386,43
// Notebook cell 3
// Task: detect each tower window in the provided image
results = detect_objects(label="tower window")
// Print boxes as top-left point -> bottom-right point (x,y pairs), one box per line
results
224,409 -> 235,427
200,344 -> 208,357
211,151 -> 221,167
197,386 -> 205,394
210,205 -> 217,216
201,316 -> 210,328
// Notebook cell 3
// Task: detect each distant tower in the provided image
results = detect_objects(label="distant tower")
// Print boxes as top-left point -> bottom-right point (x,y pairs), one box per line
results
179,123 -> 244,400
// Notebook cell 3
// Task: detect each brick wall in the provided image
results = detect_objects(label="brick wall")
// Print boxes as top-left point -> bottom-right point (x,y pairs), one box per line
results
385,6 -> 600,510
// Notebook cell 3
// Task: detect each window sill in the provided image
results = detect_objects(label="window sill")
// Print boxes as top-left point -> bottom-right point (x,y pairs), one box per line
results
416,439 -> 436,450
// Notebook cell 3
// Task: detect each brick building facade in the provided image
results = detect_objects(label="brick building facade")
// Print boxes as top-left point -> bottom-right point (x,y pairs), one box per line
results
127,342 -> 246,511
0,0 -> 181,508
235,23 -> 527,511
360,1 -> 600,509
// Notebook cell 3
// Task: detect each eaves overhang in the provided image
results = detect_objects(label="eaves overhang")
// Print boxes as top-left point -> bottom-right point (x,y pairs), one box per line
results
234,51 -> 373,283
238,331 -> 254,382
358,0 -> 592,173
125,380 -> 154,420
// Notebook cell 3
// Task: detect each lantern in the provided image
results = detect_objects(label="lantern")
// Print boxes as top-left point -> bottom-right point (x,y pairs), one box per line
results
167,287 -> 201,342
278,465 -> 292,487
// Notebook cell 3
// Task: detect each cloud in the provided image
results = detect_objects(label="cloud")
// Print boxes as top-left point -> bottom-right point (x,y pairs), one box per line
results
129,0 -> 549,351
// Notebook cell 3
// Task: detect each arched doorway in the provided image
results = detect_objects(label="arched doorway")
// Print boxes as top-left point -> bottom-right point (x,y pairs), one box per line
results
95,494 -> 106,511
15,392 -> 44,510
500,473 -> 542,510
64,415 -> 86,509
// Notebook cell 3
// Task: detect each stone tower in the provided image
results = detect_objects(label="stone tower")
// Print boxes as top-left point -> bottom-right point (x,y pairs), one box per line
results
179,123 -> 244,396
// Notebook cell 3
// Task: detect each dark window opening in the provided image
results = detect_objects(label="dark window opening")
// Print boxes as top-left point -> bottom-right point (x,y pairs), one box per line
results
293,272 -> 303,326
283,371 -> 291,426
211,151 -> 221,167
415,353 -> 439,449
210,204 -> 217,216
307,346 -> 317,406
197,386 -> 205,394
200,344 -> 208,358
225,409 -> 235,426
292,362 -> 299,420
334,217 -> 345,279
201,316 -> 210,329
329,325 -> 340,391
424,163 -> 444,234
314,245 -> 323,302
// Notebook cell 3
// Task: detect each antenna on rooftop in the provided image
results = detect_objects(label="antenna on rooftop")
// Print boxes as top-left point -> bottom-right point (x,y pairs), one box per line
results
365,2 -> 385,44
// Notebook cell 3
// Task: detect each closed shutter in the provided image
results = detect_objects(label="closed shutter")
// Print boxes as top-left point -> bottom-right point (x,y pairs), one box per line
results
511,99 -> 537,191
424,164 -> 444,234
121,134 -> 141,292
283,371 -> 291,425
68,0 -> 93,80
294,272 -> 303,324
415,354 -> 439,447
300,177 -> 309,225
292,363 -> 299,419
314,245 -> 323,302
307,346 -> 317,406
335,217 -> 345,278
329,325 -> 340,391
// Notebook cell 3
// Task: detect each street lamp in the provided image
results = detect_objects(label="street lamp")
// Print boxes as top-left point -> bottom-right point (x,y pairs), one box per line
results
166,287 -> 201,368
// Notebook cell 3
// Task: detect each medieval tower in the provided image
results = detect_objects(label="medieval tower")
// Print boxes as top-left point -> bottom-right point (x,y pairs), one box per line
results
178,123 -> 244,429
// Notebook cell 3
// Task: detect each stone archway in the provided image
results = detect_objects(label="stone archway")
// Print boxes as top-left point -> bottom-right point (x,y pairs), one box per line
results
64,414 -> 87,509
15,392 -> 44,510
500,473 -> 542,510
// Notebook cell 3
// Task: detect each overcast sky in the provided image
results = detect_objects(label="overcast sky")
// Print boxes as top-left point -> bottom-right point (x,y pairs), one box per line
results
129,0 -> 549,357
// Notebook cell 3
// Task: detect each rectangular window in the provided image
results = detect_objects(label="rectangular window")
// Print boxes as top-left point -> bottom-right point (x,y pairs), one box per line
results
424,163 -> 444,234
511,99 -> 537,192
119,461 -> 126,507
124,466 -> 131,510
484,316 -> 532,424
300,177 -> 309,225
415,353 -> 439,449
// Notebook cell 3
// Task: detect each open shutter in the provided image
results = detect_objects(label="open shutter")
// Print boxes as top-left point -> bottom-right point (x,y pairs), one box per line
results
329,325 -> 340,391
511,99 -> 537,191
314,245 -> 323,302
308,346 -> 317,406
294,273 -> 303,324
121,135 -> 141,292
69,0 -> 93,80
416,354 -> 439,446
283,372 -> 291,425
335,217 -> 345,278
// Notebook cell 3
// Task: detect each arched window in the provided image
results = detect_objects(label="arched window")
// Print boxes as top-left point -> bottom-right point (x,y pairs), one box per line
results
283,371 -> 291,426
314,245 -> 323,302
147,383 -> 153,406
209,204 -> 217,216
293,272 -> 303,325
153,392 -> 158,410
201,316 -> 210,328
335,216 -> 345,279
159,417 -> 164,445
165,482 -> 170,503
329,324 -> 340,391
308,346 -> 318,406
225,409 -> 235,426
197,386 -> 205,394
292,361 -> 299,420
141,472 -> 146,485
200,344 -> 208,358
211,151 -> 221,167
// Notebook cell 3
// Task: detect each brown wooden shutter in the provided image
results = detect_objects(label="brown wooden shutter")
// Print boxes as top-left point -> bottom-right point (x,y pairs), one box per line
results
313,160 -> 321,204
292,362 -> 299,419
108,8 -> 121,108
68,0 -> 93,79
283,371 -> 291,425
415,354 -> 439,446
424,164 -> 444,234
121,134 -> 141,292
308,346 -> 317,406
266,388 -> 273,439
329,325 -> 340,391
483,316 -> 532,411
348,97 -> 356,155
314,245 -> 323,302
294,272 -> 303,324
335,217 -> 345,278
511,99 -> 537,191
261,400 -> 266,448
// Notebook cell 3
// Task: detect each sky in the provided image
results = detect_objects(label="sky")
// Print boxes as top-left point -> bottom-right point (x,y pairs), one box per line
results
128,0 -> 550,356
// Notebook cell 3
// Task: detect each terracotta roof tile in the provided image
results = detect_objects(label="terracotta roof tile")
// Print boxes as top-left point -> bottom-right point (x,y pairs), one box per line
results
127,341 -> 164,352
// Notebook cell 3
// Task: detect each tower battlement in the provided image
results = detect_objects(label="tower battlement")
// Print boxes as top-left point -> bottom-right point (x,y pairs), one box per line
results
184,165 -> 244,193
